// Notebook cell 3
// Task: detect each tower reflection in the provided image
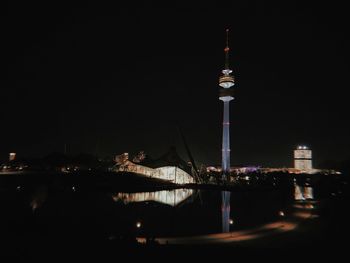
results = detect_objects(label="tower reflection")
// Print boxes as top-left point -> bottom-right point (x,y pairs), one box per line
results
221,191 -> 231,233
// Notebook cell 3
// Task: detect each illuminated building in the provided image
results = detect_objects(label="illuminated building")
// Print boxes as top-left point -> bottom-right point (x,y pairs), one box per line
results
113,147 -> 194,184
132,151 -> 146,163
294,145 -> 312,172
115,152 -> 129,164
219,29 -> 235,179
9,153 -> 16,161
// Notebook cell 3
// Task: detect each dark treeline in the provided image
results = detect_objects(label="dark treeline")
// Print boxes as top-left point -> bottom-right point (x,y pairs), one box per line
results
1,152 -> 114,172
318,159 -> 350,173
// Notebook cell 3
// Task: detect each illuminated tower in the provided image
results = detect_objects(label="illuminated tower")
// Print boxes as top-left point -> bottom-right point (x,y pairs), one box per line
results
294,145 -> 312,172
219,29 -> 235,178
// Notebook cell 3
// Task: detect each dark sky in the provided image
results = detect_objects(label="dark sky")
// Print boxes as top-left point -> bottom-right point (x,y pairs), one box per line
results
2,1 -> 349,167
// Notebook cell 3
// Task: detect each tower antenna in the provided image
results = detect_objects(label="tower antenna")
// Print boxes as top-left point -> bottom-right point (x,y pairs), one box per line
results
224,28 -> 230,69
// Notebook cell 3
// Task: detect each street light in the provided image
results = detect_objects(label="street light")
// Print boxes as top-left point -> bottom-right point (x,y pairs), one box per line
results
229,219 -> 234,237
135,221 -> 142,243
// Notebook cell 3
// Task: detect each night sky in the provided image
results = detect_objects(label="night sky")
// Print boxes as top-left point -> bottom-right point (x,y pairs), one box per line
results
3,1 -> 349,167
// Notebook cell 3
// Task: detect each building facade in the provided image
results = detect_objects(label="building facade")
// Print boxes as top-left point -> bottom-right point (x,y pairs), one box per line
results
294,145 -> 312,172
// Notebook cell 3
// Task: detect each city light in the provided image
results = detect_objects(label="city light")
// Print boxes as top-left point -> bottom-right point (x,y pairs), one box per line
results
136,221 -> 142,228
9,152 -> 16,161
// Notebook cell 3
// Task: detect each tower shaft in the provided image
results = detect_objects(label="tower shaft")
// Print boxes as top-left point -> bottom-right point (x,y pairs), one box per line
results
220,97 -> 233,176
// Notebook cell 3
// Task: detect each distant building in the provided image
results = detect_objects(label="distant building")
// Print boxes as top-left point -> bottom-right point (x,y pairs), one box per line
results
206,145 -> 338,175
294,146 -> 312,172
206,166 -> 260,174
115,153 -> 129,165
9,153 -> 16,161
132,151 -> 146,163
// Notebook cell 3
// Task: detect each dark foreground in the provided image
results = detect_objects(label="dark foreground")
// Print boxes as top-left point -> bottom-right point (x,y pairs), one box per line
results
3,198 -> 348,262
0,172 -> 349,261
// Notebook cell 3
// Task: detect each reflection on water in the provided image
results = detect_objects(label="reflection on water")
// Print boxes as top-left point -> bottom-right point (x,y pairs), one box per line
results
112,189 -> 194,207
294,184 -> 314,201
1,175 -> 329,240
30,185 -> 48,211
221,191 -> 231,233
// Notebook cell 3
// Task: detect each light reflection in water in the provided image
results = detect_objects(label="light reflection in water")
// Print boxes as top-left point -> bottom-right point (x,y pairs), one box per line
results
222,191 -> 231,233
30,185 -> 48,212
112,189 -> 194,207
294,185 -> 314,201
